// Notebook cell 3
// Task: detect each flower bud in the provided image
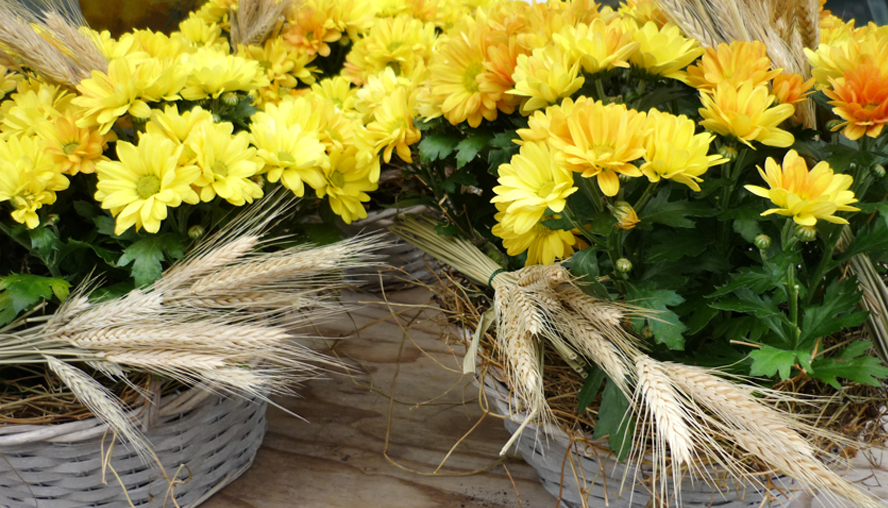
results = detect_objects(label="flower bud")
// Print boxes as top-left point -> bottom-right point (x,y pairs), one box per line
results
825,119 -> 844,132
618,173 -> 633,182
613,201 -> 640,230
753,234 -> 771,250
251,174 -> 266,186
717,145 -> 738,161
211,113 -> 223,123
188,225 -> 206,240
45,214 -> 60,226
220,91 -> 239,106
795,224 -> 817,242
641,325 -> 654,339
872,164 -> 886,178
484,244 -> 509,269
616,258 -> 633,273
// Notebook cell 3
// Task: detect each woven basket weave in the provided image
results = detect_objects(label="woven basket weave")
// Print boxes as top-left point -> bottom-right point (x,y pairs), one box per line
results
0,388 -> 267,508
480,373 -> 791,508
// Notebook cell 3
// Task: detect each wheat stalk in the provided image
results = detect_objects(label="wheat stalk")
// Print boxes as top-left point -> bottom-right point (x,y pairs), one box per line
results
733,430 -> 881,508
45,355 -> 151,459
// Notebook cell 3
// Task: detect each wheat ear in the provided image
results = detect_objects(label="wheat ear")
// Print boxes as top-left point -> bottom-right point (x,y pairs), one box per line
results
231,0 -> 292,47
45,355 -> 151,460
795,0 -> 820,50
654,0 -> 723,47
733,430 -> 881,508
559,311 -> 634,395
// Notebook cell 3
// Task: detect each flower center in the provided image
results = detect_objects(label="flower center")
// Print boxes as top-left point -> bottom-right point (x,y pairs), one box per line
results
537,180 -> 556,198
212,160 -> 229,177
278,151 -> 296,164
463,62 -> 483,93
136,175 -> 161,199
62,142 -> 79,155
329,170 -> 346,188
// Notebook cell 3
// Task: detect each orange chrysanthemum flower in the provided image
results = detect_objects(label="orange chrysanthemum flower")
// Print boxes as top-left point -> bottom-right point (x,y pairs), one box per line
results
772,73 -> 816,105
687,41 -> 781,92
699,80 -> 795,148
282,2 -> 342,57
824,59 -> 888,140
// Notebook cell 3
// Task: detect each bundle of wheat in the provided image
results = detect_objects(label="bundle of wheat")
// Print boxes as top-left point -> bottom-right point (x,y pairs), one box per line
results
392,214 -> 881,508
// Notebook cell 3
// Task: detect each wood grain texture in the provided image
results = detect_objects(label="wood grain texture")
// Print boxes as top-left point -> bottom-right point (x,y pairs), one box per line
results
202,288 -> 558,508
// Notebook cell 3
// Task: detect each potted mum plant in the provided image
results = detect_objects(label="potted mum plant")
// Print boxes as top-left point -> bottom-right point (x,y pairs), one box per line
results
0,0 -> 412,505
393,0 -> 888,506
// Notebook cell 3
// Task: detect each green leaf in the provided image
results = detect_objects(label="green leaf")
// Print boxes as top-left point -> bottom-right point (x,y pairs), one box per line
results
29,226 -> 61,261
489,131 -> 518,148
811,343 -> 888,389
577,365 -> 606,413
685,303 -> 719,336
709,266 -> 786,298
0,292 -> 16,327
710,287 -> 780,318
0,274 -> 70,312
749,346 -> 807,380
74,200 -> 100,219
627,283 -> 686,350
440,168 -> 479,193
455,132 -> 494,169
638,187 -> 710,229
418,134 -> 461,163
567,249 -> 609,299
117,234 -> 187,287
798,278 -> 867,348
635,85 -> 695,112
837,217 -> 888,262
592,379 -> 634,461
302,223 -> 346,246
645,231 -> 708,263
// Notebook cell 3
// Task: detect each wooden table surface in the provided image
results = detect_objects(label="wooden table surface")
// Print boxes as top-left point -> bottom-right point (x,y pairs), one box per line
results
202,288 -> 557,508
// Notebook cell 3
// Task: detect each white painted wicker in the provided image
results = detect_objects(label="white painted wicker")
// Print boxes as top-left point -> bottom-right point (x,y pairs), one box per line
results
481,374 -> 792,508
342,206 -> 439,291
0,387 -> 266,508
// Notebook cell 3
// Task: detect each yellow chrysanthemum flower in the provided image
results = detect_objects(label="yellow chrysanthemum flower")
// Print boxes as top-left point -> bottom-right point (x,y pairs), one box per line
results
806,30 -> 888,89
640,109 -> 728,191
175,16 -> 224,49
687,41 -> 781,92
316,146 -> 377,224
628,21 -> 704,83
74,59 -> 152,134
619,0 -> 668,27
0,64 -> 21,99
428,24 -> 501,127
744,150 -> 858,226
699,81 -> 795,148
132,57 -> 188,103
129,29 -> 186,60
492,207 -> 576,266
179,48 -> 269,101
193,0 -> 234,30
515,97 -> 576,145
95,134 -> 200,235
342,14 -> 436,86
189,122 -> 264,206
34,114 -> 114,176
553,18 -> 638,75
354,68 -> 413,122
283,0 -> 343,57
0,134 -> 68,228
250,97 -> 328,196
510,42 -> 584,115
363,87 -> 421,164
555,98 -> 649,197
820,14 -> 855,46
491,142 -> 577,235
311,76 -> 358,113
0,79 -> 75,138
241,37 -> 317,91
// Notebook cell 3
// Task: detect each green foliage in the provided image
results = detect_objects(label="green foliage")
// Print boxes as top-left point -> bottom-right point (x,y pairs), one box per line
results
592,379 -> 634,461
576,365 -> 606,413
418,134 -> 462,163
117,234 -> 187,287
749,346 -> 811,380
0,274 -> 70,314
810,342 -> 888,388
627,284 -> 686,350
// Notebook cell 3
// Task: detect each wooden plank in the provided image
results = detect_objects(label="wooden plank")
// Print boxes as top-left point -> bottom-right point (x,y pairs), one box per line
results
202,288 -> 557,508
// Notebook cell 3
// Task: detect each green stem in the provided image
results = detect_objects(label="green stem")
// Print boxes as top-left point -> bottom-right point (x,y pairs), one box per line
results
562,206 -> 602,247
803,224 -> 844,306
633,181 -> 658,212
780,221 -> 801,349
595,79 -> 607,102
578,176 -> 604,213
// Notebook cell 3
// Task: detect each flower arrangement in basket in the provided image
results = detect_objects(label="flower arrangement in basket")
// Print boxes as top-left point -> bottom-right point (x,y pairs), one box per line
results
0,0 -> 467,503
391,0 -> 888,506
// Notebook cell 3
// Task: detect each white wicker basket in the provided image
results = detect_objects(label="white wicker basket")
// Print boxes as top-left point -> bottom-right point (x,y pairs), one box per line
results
0,387 -> 267,508
480,373 -> 791,508
341,206 -> 440,291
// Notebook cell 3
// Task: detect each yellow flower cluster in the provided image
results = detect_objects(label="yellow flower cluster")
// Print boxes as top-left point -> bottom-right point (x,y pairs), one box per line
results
807,23 -> 888,140
419,0 -> 703,127
491,96 -> 726,265
690,41 -> 801,148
